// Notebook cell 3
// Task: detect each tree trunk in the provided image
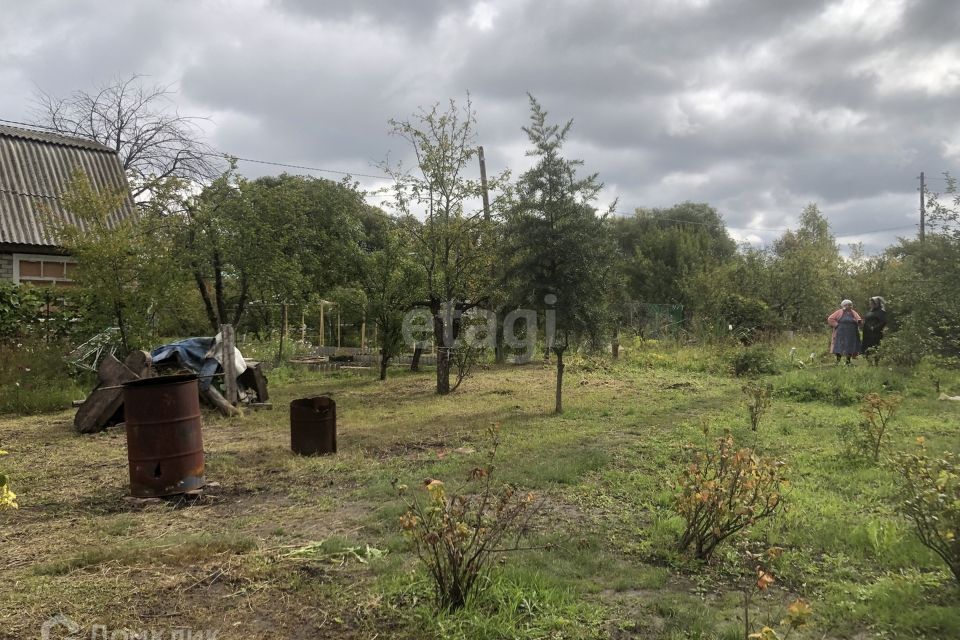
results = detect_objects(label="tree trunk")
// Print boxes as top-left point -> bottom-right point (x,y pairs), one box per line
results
554,348 -> 565,414
436,353 -> 451,394
434,313 -> 451,395
115,301 -> 130,355
411,344 -> 423,371
278,304 -> 287,364
193,267 -> 219,333
213,250 -> 228,327
231,274 -> 249,327
379,346 -> 389,381
495,308 -> 506,364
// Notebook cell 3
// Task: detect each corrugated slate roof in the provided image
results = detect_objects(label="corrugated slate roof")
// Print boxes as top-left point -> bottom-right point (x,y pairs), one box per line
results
0,124 -> 115,153
0,124 -> 135,248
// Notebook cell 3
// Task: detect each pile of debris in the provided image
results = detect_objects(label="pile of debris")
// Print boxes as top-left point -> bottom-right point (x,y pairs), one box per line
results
74,332 -> 269,434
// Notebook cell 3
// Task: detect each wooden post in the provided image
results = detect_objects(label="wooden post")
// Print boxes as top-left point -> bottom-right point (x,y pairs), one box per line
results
479,145 -> 491,222
920,171 -> 926,244
319,303 -> 325,347
278,305 -> 288,363
221,324 -> 238,406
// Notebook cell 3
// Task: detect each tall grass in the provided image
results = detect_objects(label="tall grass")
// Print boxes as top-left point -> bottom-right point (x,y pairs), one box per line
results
0,340 -> 92,414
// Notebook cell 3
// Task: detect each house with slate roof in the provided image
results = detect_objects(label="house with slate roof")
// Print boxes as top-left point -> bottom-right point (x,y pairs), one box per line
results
0,124 -> 135,285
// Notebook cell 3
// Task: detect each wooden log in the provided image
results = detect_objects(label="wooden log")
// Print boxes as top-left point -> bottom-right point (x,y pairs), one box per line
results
75,355 -> 139,434
201,385 -> 241,417
238,361 -> 269,402
221,324 -> 238,405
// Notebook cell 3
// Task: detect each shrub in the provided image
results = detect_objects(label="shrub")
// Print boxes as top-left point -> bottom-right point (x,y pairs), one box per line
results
773,370 -> 860,406
837,393 -> 903,462
730,345 -> 779,377
0,282 -> 87,342
743,382 -> 772,431
394,426 -> 538,610
738,547 -> 814,640
675,431 -> 786,561
716,293 -> 776,345
857,393 -> 902,462
892,439 -> 960,583
0,447 -> 15,510
748,598 -> 814,639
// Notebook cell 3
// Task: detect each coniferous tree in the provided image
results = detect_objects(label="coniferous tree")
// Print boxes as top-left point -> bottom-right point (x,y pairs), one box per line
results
503,95 -> 613,413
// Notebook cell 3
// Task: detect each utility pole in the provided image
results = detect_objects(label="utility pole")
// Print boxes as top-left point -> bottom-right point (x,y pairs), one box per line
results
478,145 -> 491,222
479,145 -> 504,363
919,171 -> 926,244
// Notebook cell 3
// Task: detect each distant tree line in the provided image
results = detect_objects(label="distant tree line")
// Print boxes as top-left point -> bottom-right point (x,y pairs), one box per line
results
28,76 -> 960,407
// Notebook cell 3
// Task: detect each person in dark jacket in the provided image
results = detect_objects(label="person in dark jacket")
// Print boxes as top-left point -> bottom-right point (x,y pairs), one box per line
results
861,296 -> 887,364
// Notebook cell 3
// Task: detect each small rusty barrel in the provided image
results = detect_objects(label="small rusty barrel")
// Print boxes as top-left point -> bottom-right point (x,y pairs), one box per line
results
290,396 -> 336,455
123,374 -> 206,497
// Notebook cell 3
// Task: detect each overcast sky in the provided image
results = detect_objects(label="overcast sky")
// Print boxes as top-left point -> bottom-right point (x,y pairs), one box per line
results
1,0 -> 957,253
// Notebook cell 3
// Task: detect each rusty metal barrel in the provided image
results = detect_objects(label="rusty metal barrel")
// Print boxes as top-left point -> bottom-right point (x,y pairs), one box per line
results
290,396 -> 336,455
123,374 -> 206,497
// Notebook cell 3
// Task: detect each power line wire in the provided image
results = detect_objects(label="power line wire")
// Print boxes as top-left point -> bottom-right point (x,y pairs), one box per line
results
225,155 -> 390,181
0,117 -> 62,131
0,116 -> 945,238
1,117 -> 393,181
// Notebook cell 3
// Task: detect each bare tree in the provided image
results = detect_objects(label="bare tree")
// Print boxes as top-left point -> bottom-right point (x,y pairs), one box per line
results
34,74 -> 221,197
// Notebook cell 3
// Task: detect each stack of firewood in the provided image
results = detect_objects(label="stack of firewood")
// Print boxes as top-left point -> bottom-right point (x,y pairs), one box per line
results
73,352 -> 270,434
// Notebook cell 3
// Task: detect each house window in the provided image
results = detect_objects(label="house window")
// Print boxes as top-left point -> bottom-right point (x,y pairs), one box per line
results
13,254 -> 77,287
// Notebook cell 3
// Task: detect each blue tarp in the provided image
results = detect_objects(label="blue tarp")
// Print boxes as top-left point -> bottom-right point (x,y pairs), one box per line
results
150,337 -> 220,390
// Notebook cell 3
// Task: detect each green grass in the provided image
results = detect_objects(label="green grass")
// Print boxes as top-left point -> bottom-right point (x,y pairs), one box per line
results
0,339 -> 93,415
1,341 -> 959,638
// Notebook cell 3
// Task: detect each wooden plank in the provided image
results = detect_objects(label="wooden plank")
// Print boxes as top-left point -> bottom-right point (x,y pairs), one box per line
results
97,353 -> 136,386
75,355 -> 139,434
123,350 -> 153,378
221,324 -> 238,405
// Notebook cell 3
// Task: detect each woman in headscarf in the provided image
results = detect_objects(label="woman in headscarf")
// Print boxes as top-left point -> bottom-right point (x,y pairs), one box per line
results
861,296 -> 887,363
827,299 -> 863,364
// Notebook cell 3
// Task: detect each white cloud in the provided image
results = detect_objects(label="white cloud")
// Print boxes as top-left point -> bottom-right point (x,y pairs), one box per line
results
864,45 -> 960,97
467,2 -> 498,31
817,0 -> 906,40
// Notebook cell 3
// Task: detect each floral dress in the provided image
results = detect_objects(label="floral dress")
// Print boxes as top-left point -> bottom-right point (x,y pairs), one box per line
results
828,309 -> 862,355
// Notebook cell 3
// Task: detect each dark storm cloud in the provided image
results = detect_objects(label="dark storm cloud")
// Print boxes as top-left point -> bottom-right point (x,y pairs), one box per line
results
0,0 -> 954,252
